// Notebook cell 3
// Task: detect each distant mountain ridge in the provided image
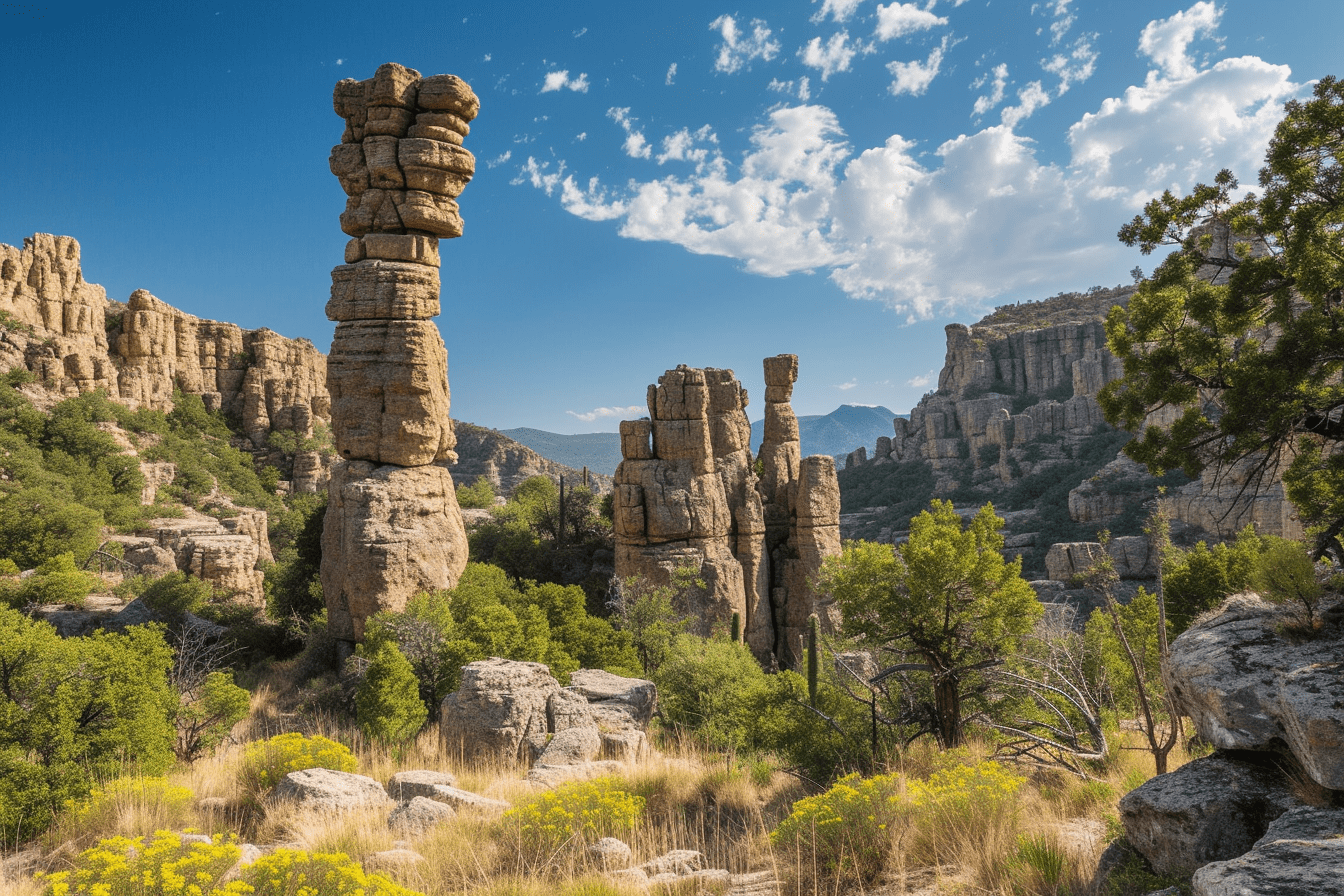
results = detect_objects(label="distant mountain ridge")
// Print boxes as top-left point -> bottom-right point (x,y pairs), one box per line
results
751,404 -> 899,462
503,405 -> 899,475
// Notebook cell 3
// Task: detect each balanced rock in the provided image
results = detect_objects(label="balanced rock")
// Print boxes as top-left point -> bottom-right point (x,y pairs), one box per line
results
1191,807 -> 1344,896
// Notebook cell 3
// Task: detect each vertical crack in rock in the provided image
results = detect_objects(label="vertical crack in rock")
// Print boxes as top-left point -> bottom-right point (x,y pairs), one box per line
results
613,356 -> 841,669
321,63 -> 476,644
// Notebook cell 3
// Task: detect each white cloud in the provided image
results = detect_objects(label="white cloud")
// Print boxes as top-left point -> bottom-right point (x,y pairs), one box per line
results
573,26 -> 587,38
812,0 -> 865,24
1138,1 -> 1221,80
1001,80 -> 1050,128
972,62 -> 1008,116
709,15 -> 780,73
576,132 -> 587,141
608,107 -> 652,159
1039,0 -> 1074,45
486,151 -> 512,169
800,31 -> 859,81
335,58 -> 345,66
767,77 -> 813,101
799,76 -> 812,101
567,405 -> 647,422
541,70 -> 590,93
656,126 -> 718,166
886,37 -> 947,96
873,3 -> 947,42
906,371 -> 933,388
836,379 -> 858,390
666,62 -> 677,85
1042,35 -> 1097,95
483,53 -> 491,62
518,22 -> 1303,321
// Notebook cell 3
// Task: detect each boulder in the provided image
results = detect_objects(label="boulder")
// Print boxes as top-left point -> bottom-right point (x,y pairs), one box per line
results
535,726 -> 602,767
272,768 -> 393,812
363,849 -> 426,873
420,784 -> 509,813
440,658 -> 561,764
1118,752 -> 1300,877
587,837 -> 632,871
526,760 -> 624,788
1192,807 -> 1344,896
567,669 -> 657,727
386,769 -> 458,801
388,796 -> 455,835
642,850 -> 707,877
1167,594 -> 1344,789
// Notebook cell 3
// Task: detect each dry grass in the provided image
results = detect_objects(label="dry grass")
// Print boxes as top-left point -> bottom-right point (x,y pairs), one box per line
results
8,657 -> 1202,896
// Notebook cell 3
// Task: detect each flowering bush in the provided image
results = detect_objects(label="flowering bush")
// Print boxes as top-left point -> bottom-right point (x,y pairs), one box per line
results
907,760 -> 1024,863
237,732 -> 356,794
40,832 -> 423,896
40,830 -> 242,895
770,772 -> 904,886
499,776 -> 644,866
59,777 -> 195,843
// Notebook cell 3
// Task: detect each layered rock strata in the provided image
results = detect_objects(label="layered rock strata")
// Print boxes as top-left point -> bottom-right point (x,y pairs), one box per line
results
0,235 -> 329,447
321,63 -> 476,642
613,357 -> 840,667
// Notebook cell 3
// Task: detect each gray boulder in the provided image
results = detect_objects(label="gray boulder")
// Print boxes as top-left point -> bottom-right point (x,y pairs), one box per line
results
569,669 -> 657,726
272,768 -> 393,812
441,658 -> 560,764
1119,752 -> 1300,877
388,796 -> 455,834
587,837 -> 632,871
536,727 -> 602,767
386,769 -> 459,801
422,783 -> 510,813
1192,807 -> 1344,895
1167,594 -> 1344,789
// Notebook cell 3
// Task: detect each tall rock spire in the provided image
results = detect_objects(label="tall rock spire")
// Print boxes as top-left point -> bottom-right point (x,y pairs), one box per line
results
321,63 -> 475,644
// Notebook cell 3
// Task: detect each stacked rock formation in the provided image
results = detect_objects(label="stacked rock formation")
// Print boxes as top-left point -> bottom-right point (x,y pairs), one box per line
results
321,63 -> 476,643
614,356 -> 841,668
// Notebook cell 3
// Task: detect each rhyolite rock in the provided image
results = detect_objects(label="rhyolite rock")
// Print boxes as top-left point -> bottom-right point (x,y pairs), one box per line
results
1191,807 -> 1344,896
322,63 -> 477,646
1167,594 -> 1344,790
613,357 -> 840,668
321,460 -> 468,641
387,797 -> 455,835
386,769 -> 458,801
272,768 -> 393,812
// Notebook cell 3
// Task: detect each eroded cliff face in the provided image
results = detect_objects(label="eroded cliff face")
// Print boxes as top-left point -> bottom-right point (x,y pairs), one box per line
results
0,234 -> 330,452
845,287 -> 1301,563
614,357 -> 841,668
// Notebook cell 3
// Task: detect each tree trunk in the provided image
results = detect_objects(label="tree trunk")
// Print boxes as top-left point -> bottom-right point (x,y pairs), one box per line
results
934,674 -> 962,748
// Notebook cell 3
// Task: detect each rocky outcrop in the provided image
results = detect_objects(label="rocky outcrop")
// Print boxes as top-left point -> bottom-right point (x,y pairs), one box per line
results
0,234 -> 330,448
322,63 -> 477,643
613,357 -> 840,667
439,658 -> 655,771
1192,807 -> 1344,895
110,510 -> 274,605
452,421 -> 613,496
1166,594 -> 1344,790
273,767 -> 394,812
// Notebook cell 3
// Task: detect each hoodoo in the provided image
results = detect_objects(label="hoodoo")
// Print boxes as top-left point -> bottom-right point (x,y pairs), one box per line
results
320,63 -> 476,645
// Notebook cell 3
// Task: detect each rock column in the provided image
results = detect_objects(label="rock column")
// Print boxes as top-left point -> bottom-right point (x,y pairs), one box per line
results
321,63 -> 475,643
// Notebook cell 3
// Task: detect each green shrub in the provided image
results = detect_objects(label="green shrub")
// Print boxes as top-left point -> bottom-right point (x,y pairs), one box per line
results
1004,833 -> 1071,896
140,570 -> 215,621
1163,525 -> 1264,632
238,848 -> 422,896
500,777 -> 644,867
907,761 -> 1024,864
58,776 -> 195,842
7,551 -> 98,608
176,671 -> 251,762
0,608 -> 176,841
457,475 -> 497,509
655,634 -> 768,749
355,642 -> 428,743
237,732 -> 356,795
1255,536 -> 1324,628
770,772 -> 904,887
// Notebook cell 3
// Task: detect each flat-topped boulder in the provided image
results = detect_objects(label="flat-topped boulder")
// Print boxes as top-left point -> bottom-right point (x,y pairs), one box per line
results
272,768 -> 393,812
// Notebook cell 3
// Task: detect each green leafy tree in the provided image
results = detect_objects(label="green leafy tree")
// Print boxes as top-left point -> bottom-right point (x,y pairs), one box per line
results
175,670 -> 250,762
456,476 -> 496,509
0,608 -> 176,840
1099,76 -> 1344,558
1254,536 -> 1325,628
818,501 -> 1040,748
1163,525 -> 1264,632
5,551 -> 99,609
356,641 -> 429,744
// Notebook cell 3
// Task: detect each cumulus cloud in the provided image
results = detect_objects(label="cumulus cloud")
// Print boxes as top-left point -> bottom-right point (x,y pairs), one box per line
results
800,31 -> 860,81
541,70 -> 590,93
1001,80 -> 1050,128
1138,1 -> 1221,80
518,14 -> 1303,321
873,3 -> 947,42
710,15 -> 780,73
812,0 -> 865,24
656,126 -> 718,166
836,379 -> 858,390
972,63 -> 1008,116
666,62 -> 677,85
567,405 -> 647,422
609,107 -> 652,159
1042,35 -> 1098,95
887,37 -> 947,96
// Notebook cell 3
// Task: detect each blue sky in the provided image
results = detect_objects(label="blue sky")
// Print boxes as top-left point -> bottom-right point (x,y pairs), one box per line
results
1,1 -> 1338,433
